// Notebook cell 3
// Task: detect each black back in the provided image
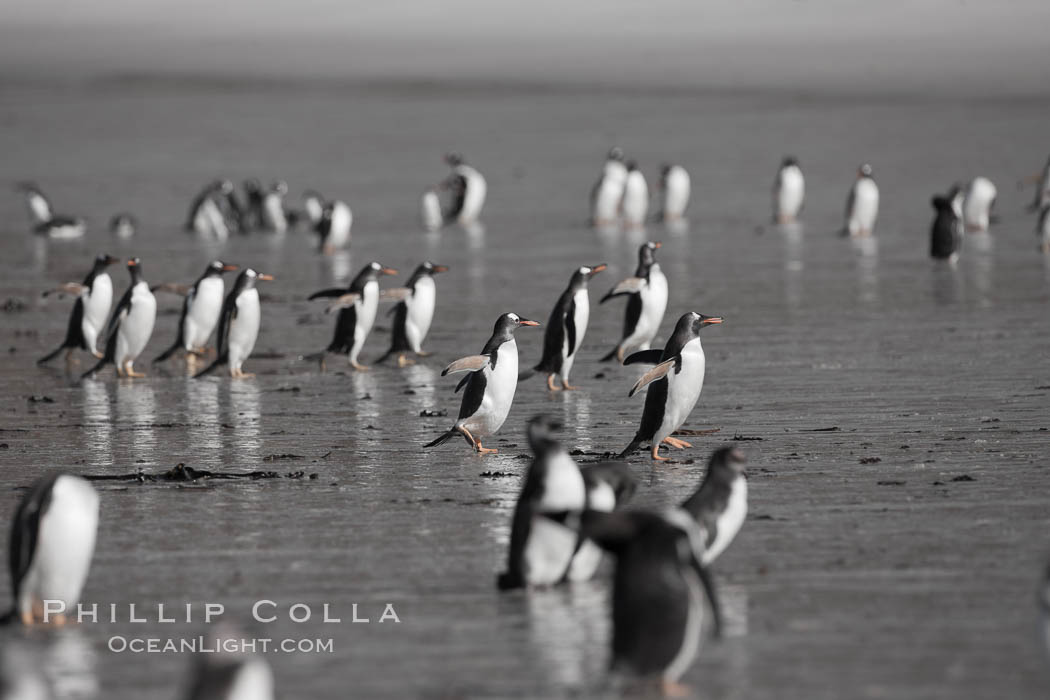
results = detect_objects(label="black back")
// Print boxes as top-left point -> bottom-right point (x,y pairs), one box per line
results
681,446 -> 746,547
930,195 -> 960,259
8,474 -> 61,599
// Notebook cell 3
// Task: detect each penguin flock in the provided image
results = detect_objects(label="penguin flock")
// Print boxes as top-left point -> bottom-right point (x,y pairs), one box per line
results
12,144 -> 1050,698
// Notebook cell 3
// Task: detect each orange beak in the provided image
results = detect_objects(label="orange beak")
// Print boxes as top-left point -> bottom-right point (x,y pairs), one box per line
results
588,264 -> 607,276
432,265 -> 450,273
127,259 -> 138,267
652,241 -> 662,249
222,264 -> 239,272
519,320 -> 541,327
258,273 -> 275,281
702,316 -> 724,325
381,267 -> 398,276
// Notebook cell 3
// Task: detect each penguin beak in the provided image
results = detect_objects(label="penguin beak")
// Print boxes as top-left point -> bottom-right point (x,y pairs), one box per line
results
381,267 -> 398,276
518,319 -> 540,327
104,256 -> 120,265
127,259 -> 138,268
431,265 -> 449,274
652,241 -> 662,249
257,274 -> 275,281
701,316 -> 724,325
222,264 -> 239,272
588,264 -> 607,277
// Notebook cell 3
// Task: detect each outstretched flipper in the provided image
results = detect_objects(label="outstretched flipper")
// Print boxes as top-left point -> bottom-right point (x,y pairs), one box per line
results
442,355 -> 491,376
379,287 -> 411,302
623,349 -> 663,365
41,282 -> 87,299
324,293 -> 360,314
628,358 -> 675,397
150,283 -> 191,296
600,277 -> 644,303
307,287 -> 347,300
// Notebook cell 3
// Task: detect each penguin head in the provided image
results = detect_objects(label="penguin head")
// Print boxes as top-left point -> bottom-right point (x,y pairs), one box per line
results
494,312 -> 540,337
366,261 -> 398,279
608,147 -> 625,162
526,414 -> 564,454
303,189 -> 324,204
239,268 -> 274,289
207,260 -> 239,276
781,155 -> 799,168
15,181 -> 43,196
708,445 -> 747,479
858,163 -> 873,178
931,195 -> 953,212
126,257 -> 143,281
570,264 -> 607,288
420,261 -> 449,276
676,311 -> 724,338
244,178 -> 262,194
444,152 -> 465,167
625,160 -> 639,173
638,241 -> 662,267
271,181 -> 288,195
94,253 -> 120,269
218,179 -> 234,194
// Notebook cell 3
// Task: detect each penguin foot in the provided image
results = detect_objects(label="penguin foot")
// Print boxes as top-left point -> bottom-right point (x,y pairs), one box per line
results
660,680 -> 691,697
351,361 -> 370,371
416,351 -> 432,358
546,375 -> 561,392
19,610 -> 33,626
476,444 -> 499,454
92,351 -> 104,360
125,369 -> 146,378
231,369 -> 255,379
651,445 -> 670,462
561,380 -> 579,391
396,354 -> 415,368
663,437 -> 692,449
50,613 -> 68,627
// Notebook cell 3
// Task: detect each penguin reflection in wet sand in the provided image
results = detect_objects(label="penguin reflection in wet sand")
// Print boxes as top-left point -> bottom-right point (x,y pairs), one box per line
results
6,474 -> 98,626
773,156 -> 805,224
38,253 -> 119,364
194,269 -> 274,379
842,164 -> 879,237
497,416 -> 586,590
309,262 -> 398,371
620,312 -> 724,462
154,261 -> 239,364
377,262 -> 449,367
682,446 -> 747,566
930,194 -> 962,262
82,258 -> 157,379
424,313 -> 540,453
566,461 -> 638,583
574,508 -> 722,696
601,241 -> 668,363
520,264 -> 606,391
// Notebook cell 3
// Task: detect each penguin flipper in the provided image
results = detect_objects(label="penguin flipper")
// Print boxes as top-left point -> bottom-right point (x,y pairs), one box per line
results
442,354 -> 491,376
629,358 -> 675,397
423,428 -> 458,449
324,293 -> 360,314
600,277 -> 644,304
308,287 -> 348,300
623,349 -> 663,366
152,341 -> 183,364
618,439 -> 643,459
37,344 -> 68,365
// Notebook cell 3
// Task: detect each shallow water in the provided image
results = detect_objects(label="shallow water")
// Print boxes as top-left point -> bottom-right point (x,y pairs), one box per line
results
0,81 -> 1049,698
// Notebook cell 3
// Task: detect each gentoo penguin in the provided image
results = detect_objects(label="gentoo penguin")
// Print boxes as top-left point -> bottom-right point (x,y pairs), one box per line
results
38,253 -> 119,364
520,264 -> 606,391
184,626 -> 275,700
619,312 -> 724,461
842,164 -> 879,237
566,461 -> 638,583
621,161 -> 649,230
153,261 -> 239,363
591,147 -> 628,226
424,312 -> 540,453
962,176 -> 998,233
930,194 -> 962,262
600,241 -> 668,363
261,181 -> 289,233
442,153 -> 487,225
773,156 -> 805,224
194,269 -> 273,379
496,415 -> 586,590
6,474 -> 99,626
376,261 -> 449,367
657,163 -> 691,223
681,446 -> 748,565
82,258 -> 158,379
573,508 -> 722,696
16,182 -> 86,239
1037,205 -> 1050,254
302,190 -> 326,230
948,182 -> 966,221
108,213 -> 137,239
1026,155 -> 1050,213
185,180 -> 233,240
316,200 -> 352,254
308,262 -> 398,371
243,178 -> 265,230
421,188 -> 443,231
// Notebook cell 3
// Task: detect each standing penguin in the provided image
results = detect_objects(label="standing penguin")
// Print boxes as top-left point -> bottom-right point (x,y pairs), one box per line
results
421,188 -> 443,231
1025,155 -> 1050,213
962,176 -> 998,233
1037,205 -> 1050,254
108,213 -> 137,239
930,194 -> 963,262
185,180 -> 234,239
842,164 -> 879,237
773,156 -> 805,224
574,508 -> 722,696
566,461 -> 638,582
377,262 -> 449,367
681,446 -> 748,565
6,474 -> 99,626
520,264 -> 606,391
600,241 -> 668,363
424,313 -> 540,453
243,179 -> 266,230
153,261 -> 239,364
82,258 -> 157,379
619,312 -> 724,461
591,147 -> 628,226
496,415 -> 587,590
309,262 -> 398,371
38,253 -> 119,364
194,269 -> 274,379
657,164 -> 691,223
621,161 -> 649,230
261,181 -> 289,233
315,200 -> 353,254
16,182 -> 86,239
183,626 -> 275,700
442,153 -> 487,225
